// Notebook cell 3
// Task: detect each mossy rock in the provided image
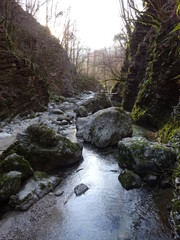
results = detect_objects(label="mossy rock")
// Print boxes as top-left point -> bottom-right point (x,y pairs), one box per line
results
83,107 -> 132,148
33,171 -> 48,180
78,92 -> 112,115
3,124 -> 83,172
0,171 -> 22,202
26,123 -> 59,148
74,106 -> 88,117
91,92 -> 112,112
118,169 -> 141,190
118,142 -> 135,169
0,153 -> 33,180
9,175 -> 60,210
118,137 -> 177,178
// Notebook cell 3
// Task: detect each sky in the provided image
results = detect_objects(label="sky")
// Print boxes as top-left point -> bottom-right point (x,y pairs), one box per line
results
65,0 -> 122,50
36,0 -> 122,50
37,0 -> 143,50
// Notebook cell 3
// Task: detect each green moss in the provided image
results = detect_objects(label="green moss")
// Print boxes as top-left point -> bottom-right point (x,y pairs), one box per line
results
33,171 -> 48,180
89,126 -> 95,138
27,124 -> 58,148
130,27 -> 175,128
158,118 -> 180,144
118,169 -> 141,190
0,153 -> 33,180
61,136 -> 79,155
0,172 -> 22,202
118,142 -> 135,169
39,182 -> 46,190
131,104 -> 148,123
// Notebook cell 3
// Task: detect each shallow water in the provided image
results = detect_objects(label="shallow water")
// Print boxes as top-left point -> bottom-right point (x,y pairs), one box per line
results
0,94 -> 173,240
31,142 -> 172,240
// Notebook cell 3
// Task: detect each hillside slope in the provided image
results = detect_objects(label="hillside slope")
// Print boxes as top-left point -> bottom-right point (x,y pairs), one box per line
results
0,0 -> 76,120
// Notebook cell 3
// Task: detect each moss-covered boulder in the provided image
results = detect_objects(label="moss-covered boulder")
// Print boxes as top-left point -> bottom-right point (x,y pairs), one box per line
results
3,124 -> 83,172
74,106 -> 88,117
118,137 -> 176,179
9,173 -> 60,210
0,171 -> 22,202
83,107 -> 132,148
75,92 -> 112,115
91,92 -> 112,113
0,153 -> 33,180
26,124 -> 59,148
118,169 -> 142,190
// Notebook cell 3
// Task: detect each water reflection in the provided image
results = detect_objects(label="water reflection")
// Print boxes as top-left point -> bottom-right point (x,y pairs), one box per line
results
0,107 -> 172,239
34,144 -> 172,240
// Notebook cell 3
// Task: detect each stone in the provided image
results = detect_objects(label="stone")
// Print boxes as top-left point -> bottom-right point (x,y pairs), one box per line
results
118,169 -> 141,190
51,109 -> 64,115
90,92 -> 112,113
76,116 -> 90,137
0,171 -> 22,202
74,183 -> 89,196
54,190 -> 64,197
75,92 -> 112,115
61,120 -> 69,125
9,175 -> 60,210
74,106 -> 88,117
0,153 -> 33,180
26,123 -> 59,147
3,123 -> 83,172
118,137 -> 177,178
57,115 -> 70,122
83,107 -> 132,148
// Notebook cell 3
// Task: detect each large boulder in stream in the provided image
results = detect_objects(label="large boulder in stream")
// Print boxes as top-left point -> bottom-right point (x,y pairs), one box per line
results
83,107 -> 132,148
76,116 -> 91,137
2,124 -> 83,172
118,137 -> 177,183
75,92 -> 112,117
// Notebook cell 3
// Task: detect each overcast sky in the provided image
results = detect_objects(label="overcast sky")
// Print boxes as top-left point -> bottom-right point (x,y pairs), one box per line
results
37,0 -> 143,50
66,0 -> 121,49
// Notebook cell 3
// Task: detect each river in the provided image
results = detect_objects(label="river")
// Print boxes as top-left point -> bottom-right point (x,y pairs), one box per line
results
0,93 -> 173,240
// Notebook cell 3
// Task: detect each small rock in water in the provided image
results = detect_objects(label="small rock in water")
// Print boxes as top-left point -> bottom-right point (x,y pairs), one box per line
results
51,109 -> 64,115
76,168 -> 84,173
110,170 -> 119,173
55,190 -> 64,197
61,120 -> 68,125
74,183 -> 89,196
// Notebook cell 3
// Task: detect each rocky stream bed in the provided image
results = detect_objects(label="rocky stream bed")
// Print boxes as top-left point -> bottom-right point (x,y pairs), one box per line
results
0,92 -> 175,239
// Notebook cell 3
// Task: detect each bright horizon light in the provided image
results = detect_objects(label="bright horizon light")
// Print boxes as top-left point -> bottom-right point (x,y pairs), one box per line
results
37,0 -> 143,50
68,0 -> 122,50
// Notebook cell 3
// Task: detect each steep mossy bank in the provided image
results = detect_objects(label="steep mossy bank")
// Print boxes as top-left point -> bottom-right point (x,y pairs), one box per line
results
120,0 -> 180,129
115,0 -> 180,237
0,25 -> 49,120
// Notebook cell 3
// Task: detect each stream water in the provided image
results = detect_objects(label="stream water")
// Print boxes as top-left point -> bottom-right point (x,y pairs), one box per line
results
0,93 -> 173,240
